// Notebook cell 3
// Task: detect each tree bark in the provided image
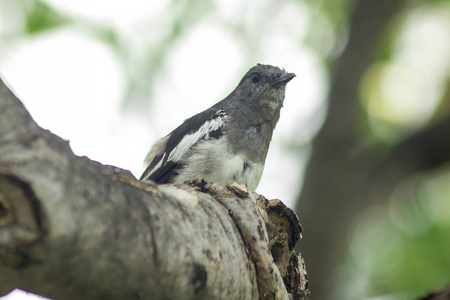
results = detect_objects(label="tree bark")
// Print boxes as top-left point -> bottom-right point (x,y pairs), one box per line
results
0,78 -> 308,300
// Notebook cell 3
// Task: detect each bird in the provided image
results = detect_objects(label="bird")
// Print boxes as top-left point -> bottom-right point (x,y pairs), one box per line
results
140,64 -> 295,190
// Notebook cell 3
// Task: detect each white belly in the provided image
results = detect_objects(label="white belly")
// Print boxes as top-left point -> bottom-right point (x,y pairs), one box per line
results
173,138 -> 264,190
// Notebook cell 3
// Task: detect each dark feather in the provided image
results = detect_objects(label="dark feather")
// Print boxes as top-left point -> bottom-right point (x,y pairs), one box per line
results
140,108 -> 226,183
145,160 -> 179,183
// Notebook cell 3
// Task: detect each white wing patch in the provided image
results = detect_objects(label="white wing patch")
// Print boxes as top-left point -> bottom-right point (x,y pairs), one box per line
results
167,113 -> 225,162
141,110 -> 226,181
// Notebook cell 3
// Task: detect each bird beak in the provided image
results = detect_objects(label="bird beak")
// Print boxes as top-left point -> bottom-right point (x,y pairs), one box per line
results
271,72 -> 296,86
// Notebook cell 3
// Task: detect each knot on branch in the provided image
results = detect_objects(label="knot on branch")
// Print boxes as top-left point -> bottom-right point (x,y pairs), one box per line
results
187,179 -> 309,300
0,175 -> 46,296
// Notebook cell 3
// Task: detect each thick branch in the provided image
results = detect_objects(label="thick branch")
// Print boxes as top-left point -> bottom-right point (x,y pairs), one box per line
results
370,115 -> 450,198
0,77 -> 308,299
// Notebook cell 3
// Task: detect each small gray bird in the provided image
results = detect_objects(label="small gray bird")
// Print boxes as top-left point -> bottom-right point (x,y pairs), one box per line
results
140,64 -> 295,190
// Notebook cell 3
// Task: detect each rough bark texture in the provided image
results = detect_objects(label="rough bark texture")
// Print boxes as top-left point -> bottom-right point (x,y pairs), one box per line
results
0,77 -> 308,300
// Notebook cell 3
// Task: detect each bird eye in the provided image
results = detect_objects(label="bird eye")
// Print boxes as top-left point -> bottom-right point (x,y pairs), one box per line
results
252,74 -> 260,83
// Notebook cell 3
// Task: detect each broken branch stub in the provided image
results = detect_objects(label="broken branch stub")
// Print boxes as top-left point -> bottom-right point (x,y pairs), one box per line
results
186,179 -> 309,300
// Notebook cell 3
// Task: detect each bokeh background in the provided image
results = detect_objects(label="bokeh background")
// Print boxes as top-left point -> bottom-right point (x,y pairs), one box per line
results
1,0 -> 450,299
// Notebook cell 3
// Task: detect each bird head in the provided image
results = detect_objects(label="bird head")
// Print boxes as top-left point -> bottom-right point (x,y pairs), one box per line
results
232,64 -> 295,112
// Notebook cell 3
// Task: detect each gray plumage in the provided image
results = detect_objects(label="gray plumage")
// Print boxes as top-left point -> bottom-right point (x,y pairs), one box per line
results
140,64 -> 295,190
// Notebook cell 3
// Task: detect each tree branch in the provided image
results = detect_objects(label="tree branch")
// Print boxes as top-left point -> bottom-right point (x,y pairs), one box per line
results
0,77 -> 308,300
370,115 -> 450,198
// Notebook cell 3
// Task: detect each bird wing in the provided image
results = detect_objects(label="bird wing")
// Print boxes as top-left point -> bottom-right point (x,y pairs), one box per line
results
140,109 -> 227,183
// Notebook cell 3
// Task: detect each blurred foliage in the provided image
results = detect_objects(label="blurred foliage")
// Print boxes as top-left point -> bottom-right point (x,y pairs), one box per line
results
122,0 -> 216,110
24,0 -> 70,34
345,167 -> 450,299
0,0 -> 216,111
349,2 -> 450,299
301,0 -> 354,60
360,1 -> 450,145
430,76 -> 450,124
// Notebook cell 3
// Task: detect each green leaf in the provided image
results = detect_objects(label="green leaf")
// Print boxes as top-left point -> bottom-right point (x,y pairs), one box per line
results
25,0 -> 70,34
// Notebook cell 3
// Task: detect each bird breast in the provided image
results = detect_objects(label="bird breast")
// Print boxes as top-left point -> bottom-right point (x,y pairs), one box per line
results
173,137 -> 264,190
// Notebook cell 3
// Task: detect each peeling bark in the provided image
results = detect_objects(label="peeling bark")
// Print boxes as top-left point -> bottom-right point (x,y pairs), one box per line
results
0,77 -> 308,299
